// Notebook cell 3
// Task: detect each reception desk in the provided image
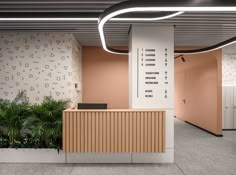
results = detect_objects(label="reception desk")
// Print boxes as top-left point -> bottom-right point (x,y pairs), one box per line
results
63,109 -> 166,153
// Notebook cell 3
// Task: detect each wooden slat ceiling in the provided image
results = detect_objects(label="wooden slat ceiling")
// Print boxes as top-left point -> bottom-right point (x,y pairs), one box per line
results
0,0 -> 236,47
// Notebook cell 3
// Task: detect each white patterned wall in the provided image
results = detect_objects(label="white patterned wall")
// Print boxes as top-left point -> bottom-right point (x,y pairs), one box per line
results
71,38 -> 82,104
223,44 -> 236,86
0,32 -> 82,104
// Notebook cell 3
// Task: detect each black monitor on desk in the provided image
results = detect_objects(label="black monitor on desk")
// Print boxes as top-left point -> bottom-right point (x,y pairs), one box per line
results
78,103 -> 107,109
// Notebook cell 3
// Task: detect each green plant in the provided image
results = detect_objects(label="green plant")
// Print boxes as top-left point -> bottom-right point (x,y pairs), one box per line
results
23,96 -> 69,150
0,99 -> 31,147
0,91 -> 69,150
14,90 -> 29,104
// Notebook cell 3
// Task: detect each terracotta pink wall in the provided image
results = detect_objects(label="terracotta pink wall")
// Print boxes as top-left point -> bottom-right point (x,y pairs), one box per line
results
175,48 -> 222,135
82,46 -> 129,109
82,46 -> 222,134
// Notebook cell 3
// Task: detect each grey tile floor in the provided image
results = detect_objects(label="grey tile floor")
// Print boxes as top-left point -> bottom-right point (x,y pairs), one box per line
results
1,119 -> 236,175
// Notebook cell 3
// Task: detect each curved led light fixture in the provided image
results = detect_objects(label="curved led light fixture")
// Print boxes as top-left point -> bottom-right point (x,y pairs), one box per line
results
98,0 -> 236,55
175,36 -> 236,55
111,11 -> 184,21
99,11 -> 184,54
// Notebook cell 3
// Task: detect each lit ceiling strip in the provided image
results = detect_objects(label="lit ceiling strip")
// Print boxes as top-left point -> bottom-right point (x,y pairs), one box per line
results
111,11 -> 184,21
98,0 -> 236,55
99,10 -> 184,54
0,18 -> 98,21
175,36 -> 236,55
0,12 -> 183,21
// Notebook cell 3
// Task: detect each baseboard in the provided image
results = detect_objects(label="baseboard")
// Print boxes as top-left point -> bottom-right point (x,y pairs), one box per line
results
131,149 -> 174,163
223,129 -> 236,131
185,121 -> 223,137
66,151 -> 174,163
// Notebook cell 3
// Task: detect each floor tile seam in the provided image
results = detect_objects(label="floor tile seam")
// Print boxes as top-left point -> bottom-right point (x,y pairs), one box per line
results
69,163 -> 76,175
174,162 -> 187,175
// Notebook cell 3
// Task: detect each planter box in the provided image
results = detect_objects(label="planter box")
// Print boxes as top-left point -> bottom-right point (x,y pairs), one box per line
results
0,149 -> 130,163
0,148 -> 65,163
0,149 -> 173,163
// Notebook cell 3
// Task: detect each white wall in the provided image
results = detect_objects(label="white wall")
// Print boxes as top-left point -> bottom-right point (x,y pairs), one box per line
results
222,44 -> 236,129
0,32 -> 82,104
223,44 -> 236,86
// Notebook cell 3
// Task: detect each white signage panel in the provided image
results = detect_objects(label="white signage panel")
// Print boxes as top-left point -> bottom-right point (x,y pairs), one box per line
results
129,25 -> 174,109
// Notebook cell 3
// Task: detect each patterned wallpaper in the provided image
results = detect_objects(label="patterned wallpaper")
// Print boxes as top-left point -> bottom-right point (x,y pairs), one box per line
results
223,44 -> 236,86
0,32 -> 82,104
71,39 -> 82,104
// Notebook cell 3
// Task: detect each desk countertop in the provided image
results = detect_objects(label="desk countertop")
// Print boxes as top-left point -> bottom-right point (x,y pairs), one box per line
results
64,108 -> 165,112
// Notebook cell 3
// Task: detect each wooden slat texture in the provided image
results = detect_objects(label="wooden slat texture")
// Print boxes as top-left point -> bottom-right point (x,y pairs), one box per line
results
103,112 -> 107,152
163,112 -> 166,152
125,112 -> 129,152
121,112 -> 125,152
73,112 -> 77,152
99,112 -> 103,152
92,112 -> 96,152
158,113 -> 162,152
107,112 -> 111,152
118,112 -> 121,152
147,112 -> 152,152
76,112 -> 80,152
140,112 -> 144,152
84,112 -> 88,152
81,112 -> 85,152
63,110 -> 166,153
129,112 -> 133,152
144,112 -> 148,152
69,112 -> 73,152
62,111 -> 66,152
95,112 -> 99,152
136,112 -> 140,152
87,112 -> 91,152
133,112 -> 137,152
111,112 -> 114,152
151,112 -> 155,152
114,112 -> 118,152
